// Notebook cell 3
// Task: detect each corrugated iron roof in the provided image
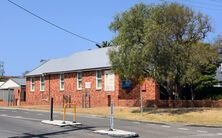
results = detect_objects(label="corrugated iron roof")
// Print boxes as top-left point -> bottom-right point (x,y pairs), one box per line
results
26,47 -> 111,76
11,78 -> 26,86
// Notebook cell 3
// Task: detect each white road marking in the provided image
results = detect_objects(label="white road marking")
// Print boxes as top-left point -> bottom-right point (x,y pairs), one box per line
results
84,115 -> 104,120
197,130 -> 208,133
132,122 -> 141,124
37,113 -> 43,115
0,114 -> 41,121
12,110 -> 17,112
146,123 -> 154,126
91,115 -> 99,117
90,116 -> 104,120
24,112 -> 29,114
161,125 -> 170,128
217,133 -> 222,135
178,128 -> 189,131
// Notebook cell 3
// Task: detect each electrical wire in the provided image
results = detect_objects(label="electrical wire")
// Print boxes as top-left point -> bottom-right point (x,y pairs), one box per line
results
8,0 -> 100,45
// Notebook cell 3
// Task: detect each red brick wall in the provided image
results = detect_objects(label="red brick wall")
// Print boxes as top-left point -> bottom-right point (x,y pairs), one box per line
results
118,78 -> 159,107
26,70 -> 122,107
26,70 -> 158,107
0,101 -> 8,106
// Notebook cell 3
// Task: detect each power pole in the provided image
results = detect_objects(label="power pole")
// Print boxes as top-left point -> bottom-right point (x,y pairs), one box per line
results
0,61 -> 5,76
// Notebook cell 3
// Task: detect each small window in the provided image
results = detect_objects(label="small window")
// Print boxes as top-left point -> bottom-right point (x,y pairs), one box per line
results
30,77 -> 35,92
60,74 -> 64,91
96,70 -> 102,89
77,72 -> 82,90
40,76 -> 45,91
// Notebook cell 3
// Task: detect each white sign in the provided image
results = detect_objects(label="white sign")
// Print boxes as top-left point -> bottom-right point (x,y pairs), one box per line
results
104,70 -> 115,91
85,82 -> 91,89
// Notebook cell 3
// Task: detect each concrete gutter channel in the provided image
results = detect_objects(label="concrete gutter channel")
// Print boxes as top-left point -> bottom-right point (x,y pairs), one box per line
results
1,106 -> 222,137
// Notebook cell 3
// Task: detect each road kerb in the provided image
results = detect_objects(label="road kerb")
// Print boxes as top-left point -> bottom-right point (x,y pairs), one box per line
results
41,120 -> 82,127
94,129 -> 139,137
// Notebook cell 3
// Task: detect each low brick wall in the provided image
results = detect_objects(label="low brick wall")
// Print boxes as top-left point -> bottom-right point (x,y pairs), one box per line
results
146,100 -> 222,108
118,99 -> 139,107
117,99 -> 222,108
0,101 -> 10,106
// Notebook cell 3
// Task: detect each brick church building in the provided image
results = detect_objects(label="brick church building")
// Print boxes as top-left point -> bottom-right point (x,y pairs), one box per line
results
25,47 -> 159,107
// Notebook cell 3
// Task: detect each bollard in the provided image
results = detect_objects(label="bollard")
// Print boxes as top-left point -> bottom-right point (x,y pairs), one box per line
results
50,97 -> 53,121
73,103 -> 76,123
109,101 -> 114,131
63,104 -> 67,124
62,103 -> 77,124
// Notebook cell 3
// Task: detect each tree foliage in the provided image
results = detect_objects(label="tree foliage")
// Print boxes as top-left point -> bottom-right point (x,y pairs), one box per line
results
109,2 -> 219,99
96,41 -> 113,48
181,43 -> 219,99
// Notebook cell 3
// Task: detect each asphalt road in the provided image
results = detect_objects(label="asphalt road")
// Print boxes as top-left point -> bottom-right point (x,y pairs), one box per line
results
0,107 -> 221,138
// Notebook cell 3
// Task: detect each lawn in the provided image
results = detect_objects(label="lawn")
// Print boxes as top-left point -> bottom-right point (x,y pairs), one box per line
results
18,105 -> 222,125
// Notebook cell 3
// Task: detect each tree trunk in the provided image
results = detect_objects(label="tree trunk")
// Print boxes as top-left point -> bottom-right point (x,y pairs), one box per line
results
191,87 -> 195,100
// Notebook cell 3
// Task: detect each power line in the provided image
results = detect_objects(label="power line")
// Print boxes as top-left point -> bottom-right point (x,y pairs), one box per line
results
167,0 -> 222,11
8,0 -> 99,45
185,0 -> 222,10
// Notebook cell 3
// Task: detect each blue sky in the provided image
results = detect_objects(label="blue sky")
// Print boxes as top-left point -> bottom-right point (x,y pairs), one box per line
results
0,0 -> 222,76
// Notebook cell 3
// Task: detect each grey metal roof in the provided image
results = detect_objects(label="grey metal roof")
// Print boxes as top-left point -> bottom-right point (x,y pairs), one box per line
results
11,78 -> 26,86
26,47 -> 111,76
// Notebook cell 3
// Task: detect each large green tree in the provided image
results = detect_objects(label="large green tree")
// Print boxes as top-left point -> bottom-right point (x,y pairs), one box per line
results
109,2 -> 218,99
181,43 -> 219,100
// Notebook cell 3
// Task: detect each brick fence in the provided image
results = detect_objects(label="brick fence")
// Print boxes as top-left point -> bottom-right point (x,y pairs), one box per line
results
118,99 -> 140,107
118,99 -> 222,108
0,101 -> 10,106
146,100 -> 222,108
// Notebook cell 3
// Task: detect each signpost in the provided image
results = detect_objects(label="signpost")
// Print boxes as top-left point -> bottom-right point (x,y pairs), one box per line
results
50,97 -> 53,121
140,89 -> 143,114
109,101 -> 114,131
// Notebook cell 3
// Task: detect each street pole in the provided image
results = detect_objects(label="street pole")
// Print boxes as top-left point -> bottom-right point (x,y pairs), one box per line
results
50,97 -> 53,121
109,101 -> 114,131
140,89 -> 143,114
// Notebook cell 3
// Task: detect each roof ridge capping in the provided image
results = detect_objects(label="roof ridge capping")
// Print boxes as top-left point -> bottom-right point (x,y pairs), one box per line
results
69,47 -> 111,57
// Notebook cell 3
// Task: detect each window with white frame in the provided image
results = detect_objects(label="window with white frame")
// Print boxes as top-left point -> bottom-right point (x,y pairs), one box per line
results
30,77 -> 35,92
104,70 -> 115,91
60,74 -> 64,91
77,72 -> 82,90
96,70 -> 102,89
40,76 -> 45,91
